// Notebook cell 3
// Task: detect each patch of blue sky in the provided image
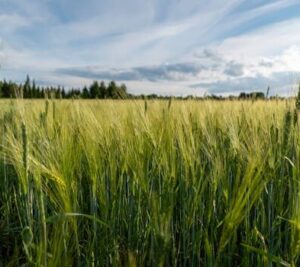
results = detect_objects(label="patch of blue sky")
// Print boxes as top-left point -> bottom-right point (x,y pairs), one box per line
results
219,3 -> 300,40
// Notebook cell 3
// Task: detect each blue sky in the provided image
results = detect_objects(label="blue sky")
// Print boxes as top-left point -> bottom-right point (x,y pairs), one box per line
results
1,0 -> 300,96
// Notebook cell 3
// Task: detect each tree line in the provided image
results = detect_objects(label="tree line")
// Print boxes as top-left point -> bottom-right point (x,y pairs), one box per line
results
0,75 -> 274,100
0,76 -> 128,99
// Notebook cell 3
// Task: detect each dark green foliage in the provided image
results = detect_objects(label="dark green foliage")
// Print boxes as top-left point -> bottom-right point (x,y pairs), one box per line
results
99,81 -> 106,98
89,81 -> 100,98
81,86 -> 90,99
0,76 -> 129,99
0,80 -> 19,98
239,91 -> 265,99
0,76 -> 282,101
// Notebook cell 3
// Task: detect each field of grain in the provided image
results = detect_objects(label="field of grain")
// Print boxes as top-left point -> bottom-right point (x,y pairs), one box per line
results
0,99 -> 299,266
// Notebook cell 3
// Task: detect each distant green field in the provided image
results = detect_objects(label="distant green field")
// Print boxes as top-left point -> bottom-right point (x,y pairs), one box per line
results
0,99 -> 299,266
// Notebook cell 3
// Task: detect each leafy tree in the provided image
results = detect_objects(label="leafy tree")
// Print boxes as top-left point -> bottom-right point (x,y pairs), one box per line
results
89,81 -> 100,98
32,80 -> 37,98
23,75 -> 31,98
2,80 -> 11,98
107,81 -> 117,98
82,86 -> 90,99
61,87 -> 66,99
99,81 -> 106,98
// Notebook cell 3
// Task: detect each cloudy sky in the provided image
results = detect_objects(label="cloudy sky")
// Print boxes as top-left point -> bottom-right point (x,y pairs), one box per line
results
1,0 -> 300,96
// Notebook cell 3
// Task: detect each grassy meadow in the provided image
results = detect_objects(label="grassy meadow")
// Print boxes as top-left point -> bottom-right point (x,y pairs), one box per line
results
1,99 -> 300,266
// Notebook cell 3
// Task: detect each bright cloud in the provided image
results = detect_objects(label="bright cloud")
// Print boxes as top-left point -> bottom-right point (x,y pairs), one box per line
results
0,0 -> 300,95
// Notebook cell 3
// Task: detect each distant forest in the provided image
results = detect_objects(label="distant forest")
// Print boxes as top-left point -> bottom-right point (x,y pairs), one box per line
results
0,75 -> 275,100
0,75 -> 129,99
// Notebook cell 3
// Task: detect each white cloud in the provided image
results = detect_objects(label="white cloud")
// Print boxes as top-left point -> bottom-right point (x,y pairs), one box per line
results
180,16 -> 300,95
216,17 -> 300,58
0,0 -> 300,95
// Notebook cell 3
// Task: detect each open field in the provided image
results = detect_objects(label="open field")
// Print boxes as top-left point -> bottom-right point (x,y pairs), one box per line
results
0,99 -> 300,266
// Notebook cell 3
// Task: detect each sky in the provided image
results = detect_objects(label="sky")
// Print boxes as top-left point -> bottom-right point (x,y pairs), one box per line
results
1,0 -> 300,96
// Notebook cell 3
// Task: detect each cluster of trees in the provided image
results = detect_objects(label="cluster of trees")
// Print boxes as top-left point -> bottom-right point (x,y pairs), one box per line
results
184,92 -> 267,101
0,76 -> 128,99
114,92 -> 268,100
0,75 -> 276,100
238,92 -> 265,99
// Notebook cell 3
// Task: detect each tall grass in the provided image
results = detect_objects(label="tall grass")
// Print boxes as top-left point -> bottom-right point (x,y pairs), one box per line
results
0,99 -> 299,266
